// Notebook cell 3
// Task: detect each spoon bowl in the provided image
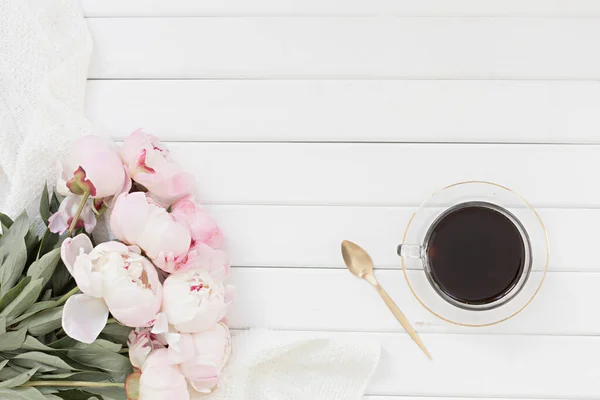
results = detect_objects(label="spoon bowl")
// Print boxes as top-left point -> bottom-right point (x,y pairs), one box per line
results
341,240 -> 432,360
341,240 -> 373,279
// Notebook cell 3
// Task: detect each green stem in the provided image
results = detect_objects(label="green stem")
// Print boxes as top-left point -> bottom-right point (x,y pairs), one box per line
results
55,287 -> 79,307
20,381 -> 124,388
67,191 -> 90,235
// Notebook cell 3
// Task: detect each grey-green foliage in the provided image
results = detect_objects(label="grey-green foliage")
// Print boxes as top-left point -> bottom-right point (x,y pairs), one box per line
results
0,188 -> 130,400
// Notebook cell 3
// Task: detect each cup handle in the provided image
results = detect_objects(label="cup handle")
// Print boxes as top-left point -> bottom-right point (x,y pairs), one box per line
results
397,244 -> 423,259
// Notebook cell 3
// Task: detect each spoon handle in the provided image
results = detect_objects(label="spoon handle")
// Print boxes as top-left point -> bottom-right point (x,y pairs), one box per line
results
374,283 -> 433,360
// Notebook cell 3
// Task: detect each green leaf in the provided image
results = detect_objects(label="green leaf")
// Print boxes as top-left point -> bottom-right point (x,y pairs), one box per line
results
38,388 -> 59,396
41,289 -> 53,302
0,327 -> 27,351
68,345 -> 133,381
0,365 -> 23,381
0,242 -> 28,296
40,183 -> 51,226
12,300 -> 56,325
25,231 -> 39,256
100,324 -> 132,345
50,193 -> 62,215
14,352 -> 74,371
51,264 -> 73,296
49,336 -> 77,350
37,231 -> 60,261
0,276 -> 32,312
19,306 -> 63,336
0,366 -> 39,388
0,316 -> 5,334
27,248 -> 61,287
0,212 -> 30,248
52,390 -> 101,400
0,359 -> 9,371
0,213 -> 13,229
39,389 -> 59,396
0,278 -> 43,323
43,395 -> 62,400
0,388 -> 47,400
22,336 -> 57,352
43,358 -> 98,375
89,339 -> 122,353
85,385 -> 127,400
9,358 -> 56,373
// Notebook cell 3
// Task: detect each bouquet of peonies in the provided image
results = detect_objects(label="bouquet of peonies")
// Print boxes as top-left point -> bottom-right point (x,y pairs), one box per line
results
0,131 -> 233,400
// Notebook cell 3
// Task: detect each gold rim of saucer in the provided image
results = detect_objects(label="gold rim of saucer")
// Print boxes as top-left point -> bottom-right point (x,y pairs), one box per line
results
401,180 -> 550,327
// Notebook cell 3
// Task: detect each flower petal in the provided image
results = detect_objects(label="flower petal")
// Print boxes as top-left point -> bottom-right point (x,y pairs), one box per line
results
139,349 -> 190,400
104,286 -> 160,327
224,285 -> 236,304
56,160 -> 71,197
128,329 -> 152,370
48,212 -> 68,234
62,294 -> 109,344
167,333 -> 195,364
81,206 -> 97,233
110,192 -> 150,246
72,255 -> 104,298
151,312 -> 169,335
61,234 -> 93,273
188,375 -> 219,394
103,167 -> 133,208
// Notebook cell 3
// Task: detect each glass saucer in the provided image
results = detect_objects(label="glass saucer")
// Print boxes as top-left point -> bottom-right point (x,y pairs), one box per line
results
399,181 -> 549,327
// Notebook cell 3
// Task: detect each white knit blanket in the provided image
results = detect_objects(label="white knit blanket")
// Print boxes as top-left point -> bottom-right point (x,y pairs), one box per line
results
0,1 -> 382,398
0,0 -> 92,232
198,330 -> 381,400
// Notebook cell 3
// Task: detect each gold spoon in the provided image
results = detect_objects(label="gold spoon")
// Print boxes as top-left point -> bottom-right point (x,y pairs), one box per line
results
341,240 -> 432,360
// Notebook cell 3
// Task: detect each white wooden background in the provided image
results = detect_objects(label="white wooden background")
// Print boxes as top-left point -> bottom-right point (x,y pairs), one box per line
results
81,2 -> 600,398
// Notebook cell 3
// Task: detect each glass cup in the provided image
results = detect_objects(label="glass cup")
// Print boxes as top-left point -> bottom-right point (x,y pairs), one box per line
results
397,181 -> 549,327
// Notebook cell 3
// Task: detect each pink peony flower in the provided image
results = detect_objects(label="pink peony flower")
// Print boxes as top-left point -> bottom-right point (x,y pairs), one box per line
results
121,129 -> 195,207
61,235 -> 163,344
57,135 -> 129,199
48,195 -> 97,234
128,328 -> 167,370
110,192 -> 192,273
171,196 -> 223,249
162,269 -> 234,333
173,323 -> 231,394
139,349 -> 190,400
181,243 -> 230,281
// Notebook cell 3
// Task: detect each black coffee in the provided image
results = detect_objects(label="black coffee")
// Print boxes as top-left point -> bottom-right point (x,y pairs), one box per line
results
426,203 -> 526,306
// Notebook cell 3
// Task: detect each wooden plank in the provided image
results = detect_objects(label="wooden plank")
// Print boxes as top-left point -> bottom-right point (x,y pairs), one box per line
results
86,80 -> 600,144
228,267 -> 600,335
87,17 -> 600,79
229,329 -> 600,398
369,333 -> 600,397
164,142 -> 600,208
81,0 -> 600,17
209,205 -> 598,271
